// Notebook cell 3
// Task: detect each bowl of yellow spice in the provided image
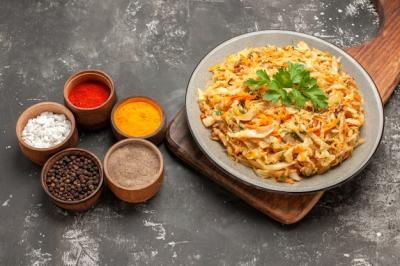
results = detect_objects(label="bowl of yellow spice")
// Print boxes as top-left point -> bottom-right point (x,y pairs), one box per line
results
111,96 -> 166,145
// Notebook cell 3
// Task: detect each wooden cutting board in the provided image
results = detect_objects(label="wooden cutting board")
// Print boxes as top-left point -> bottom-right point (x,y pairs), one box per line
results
165,0 -> 400,224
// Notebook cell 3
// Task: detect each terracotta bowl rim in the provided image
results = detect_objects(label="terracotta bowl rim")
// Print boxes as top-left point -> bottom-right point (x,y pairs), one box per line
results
103,138 -> 164,191
110,96 -> 166,140
63,69 -> 115,111
41,148 -> 104,205
16,101 -> 77,152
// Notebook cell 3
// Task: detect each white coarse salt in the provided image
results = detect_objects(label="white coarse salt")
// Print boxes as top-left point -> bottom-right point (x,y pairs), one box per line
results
21,111 -> 72,148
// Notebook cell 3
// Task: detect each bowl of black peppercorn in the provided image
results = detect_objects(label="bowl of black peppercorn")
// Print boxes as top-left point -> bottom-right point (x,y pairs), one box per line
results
41,148 -> 104,212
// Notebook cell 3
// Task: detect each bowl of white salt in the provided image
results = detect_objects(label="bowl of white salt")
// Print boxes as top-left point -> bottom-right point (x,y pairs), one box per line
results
16,102 -> 78,165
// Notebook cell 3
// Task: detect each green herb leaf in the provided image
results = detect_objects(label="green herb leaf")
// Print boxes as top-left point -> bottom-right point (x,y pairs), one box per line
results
244,61 -> 328,110
303,85 -> 328,109
281,92 -> 291,106
244,79 -> 259,85
288,62 -> 305,84
245,70 -> 270,90
268,80 -> 281,91
256,69 -> 270,81
289,89 -> 307,108
274,68 -> 292,88
263,89 -> 281,102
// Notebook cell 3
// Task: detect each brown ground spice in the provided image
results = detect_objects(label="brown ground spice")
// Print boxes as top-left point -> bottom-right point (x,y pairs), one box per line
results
107,143 -> 160,188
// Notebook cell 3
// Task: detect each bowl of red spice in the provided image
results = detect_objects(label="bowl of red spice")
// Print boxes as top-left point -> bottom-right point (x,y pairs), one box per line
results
64,69 -> 117,130
104,138 -> 164,203
41,148 -> 104,212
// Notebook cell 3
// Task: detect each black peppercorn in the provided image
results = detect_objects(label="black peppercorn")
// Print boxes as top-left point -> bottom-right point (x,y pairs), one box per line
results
46,154 -> 100,201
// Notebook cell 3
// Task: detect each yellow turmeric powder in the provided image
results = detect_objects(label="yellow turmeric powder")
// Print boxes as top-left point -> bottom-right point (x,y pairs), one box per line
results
114,99 -> 162,137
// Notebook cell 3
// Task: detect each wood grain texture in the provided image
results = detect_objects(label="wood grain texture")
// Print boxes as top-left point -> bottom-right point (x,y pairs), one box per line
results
346,0 -> 400,104
165,0 -> 399,224
166,109 -> 323,224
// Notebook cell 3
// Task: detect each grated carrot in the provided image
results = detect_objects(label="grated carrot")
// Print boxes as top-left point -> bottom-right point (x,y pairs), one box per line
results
323,118 -> 339,132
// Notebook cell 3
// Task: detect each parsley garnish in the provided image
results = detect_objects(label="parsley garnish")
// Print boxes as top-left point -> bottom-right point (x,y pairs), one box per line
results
244,70 -> 270,90
245,62 -> 328,109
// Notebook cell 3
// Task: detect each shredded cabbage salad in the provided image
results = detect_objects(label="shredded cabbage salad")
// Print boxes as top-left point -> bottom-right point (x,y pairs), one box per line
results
198,42 -> 365,183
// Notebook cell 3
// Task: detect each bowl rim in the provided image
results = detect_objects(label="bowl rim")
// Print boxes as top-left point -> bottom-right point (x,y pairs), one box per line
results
103,138 -> 164,191
110,96 -> 166,140
185,30 -> 385,193
41,148 -> 104,204
63,69 -> 115,111
16,101 -> 77,152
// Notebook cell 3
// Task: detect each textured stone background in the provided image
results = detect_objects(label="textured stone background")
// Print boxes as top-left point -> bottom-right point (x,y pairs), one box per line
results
0,0 -> 398,265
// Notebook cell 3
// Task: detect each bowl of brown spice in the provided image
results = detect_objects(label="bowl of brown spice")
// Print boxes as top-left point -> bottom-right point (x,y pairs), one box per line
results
41,148 -> 104,212
104,138 -> 164,203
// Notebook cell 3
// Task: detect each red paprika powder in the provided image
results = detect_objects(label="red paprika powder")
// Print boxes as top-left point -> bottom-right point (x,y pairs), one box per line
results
68,81 -> 110,108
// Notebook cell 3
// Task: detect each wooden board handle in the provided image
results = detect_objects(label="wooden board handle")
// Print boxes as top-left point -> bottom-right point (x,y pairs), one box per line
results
346,0 -> 400,103
165,109 -> 324,224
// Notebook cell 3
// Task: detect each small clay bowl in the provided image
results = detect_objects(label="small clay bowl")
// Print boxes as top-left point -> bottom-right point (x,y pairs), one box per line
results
110,96 -> 166,145
41,148 -> 104,212
16,102 -> 79,165
104,138 -> 164,203
64,69 -> 117,130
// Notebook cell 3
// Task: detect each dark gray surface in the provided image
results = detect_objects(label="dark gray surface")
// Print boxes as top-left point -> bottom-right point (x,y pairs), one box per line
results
0,0 -> 398,265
